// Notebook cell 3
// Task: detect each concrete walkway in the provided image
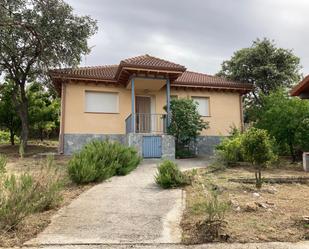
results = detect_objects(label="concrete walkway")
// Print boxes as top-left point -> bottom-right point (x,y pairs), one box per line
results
26,159 -> 207,246
23,242 -> 309,249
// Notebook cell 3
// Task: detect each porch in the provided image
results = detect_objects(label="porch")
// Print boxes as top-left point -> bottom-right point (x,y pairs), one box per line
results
125,77 -> 171,134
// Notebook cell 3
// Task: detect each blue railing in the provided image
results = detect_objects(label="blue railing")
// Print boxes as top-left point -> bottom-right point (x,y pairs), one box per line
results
125,113 -> 168,134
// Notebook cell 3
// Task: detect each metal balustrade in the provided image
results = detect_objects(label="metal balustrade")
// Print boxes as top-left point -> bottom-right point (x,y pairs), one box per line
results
125,113 -> 168,134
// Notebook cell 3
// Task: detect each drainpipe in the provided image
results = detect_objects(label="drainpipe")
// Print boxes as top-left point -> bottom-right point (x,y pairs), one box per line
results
166,78 -> 171,127
59,82 -> 66,154
131,78 -> 135,133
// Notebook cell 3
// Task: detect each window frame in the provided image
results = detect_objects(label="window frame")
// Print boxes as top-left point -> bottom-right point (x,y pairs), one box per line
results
84,90 -> 120,114
191,96 -> 210,117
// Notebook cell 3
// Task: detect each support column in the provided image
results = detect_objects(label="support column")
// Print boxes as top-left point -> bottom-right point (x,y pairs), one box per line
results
166,78 -> 171,126
131,78 -> 135,133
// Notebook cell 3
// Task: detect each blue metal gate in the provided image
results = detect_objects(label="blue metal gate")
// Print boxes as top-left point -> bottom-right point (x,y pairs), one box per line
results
142,136 -> 162,158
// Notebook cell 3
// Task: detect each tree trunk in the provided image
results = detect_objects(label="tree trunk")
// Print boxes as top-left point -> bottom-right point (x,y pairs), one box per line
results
9,128 -> 15,146
15,82 -> 29,152
288,142 -> 296,163
255,168 -> 262,189
40,127 -> 43,141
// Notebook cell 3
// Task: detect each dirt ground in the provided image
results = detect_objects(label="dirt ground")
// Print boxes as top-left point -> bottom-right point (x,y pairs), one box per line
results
181,161 -> 309,244
0,141 -> 92,247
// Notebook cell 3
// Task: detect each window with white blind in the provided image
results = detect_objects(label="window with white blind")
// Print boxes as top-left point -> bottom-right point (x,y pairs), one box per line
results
192,97 -> 210,116
85,91 -> 119,113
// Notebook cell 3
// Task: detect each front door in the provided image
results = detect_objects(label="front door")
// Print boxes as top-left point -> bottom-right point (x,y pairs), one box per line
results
136,96 -> 151,133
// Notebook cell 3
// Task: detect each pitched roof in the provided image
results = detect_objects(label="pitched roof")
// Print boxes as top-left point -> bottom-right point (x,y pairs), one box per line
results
50,65 -> 118,81
290,75 -> 309,96
119,54 -> 186,71
50,54 -> 253,92
174,71 -> 252,90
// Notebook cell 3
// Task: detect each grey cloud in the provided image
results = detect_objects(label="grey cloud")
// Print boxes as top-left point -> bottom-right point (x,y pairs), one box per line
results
66,0 -> 309,76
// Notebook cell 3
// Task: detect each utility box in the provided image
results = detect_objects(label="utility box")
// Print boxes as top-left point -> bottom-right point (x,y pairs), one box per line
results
303,152 -> 309,172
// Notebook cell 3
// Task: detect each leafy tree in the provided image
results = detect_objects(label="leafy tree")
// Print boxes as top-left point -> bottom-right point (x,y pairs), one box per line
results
217,38 -> 301,109
27,82 -> 60,141
242,128 -> 277,189
254,90 -> 309,162
0,0 -> 98,150
0,81 -> 21,145
167,99 -> 209,154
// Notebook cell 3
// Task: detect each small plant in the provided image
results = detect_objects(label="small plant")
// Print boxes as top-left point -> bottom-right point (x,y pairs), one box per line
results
0,154 -> 6,175
68,140 -> 141,184
155,160 -> 189,188
0,156 -> 62,231
194,191 -> 230,242
242,128 -> 277,189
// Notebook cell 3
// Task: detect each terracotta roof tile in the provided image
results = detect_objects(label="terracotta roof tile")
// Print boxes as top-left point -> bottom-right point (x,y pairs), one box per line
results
174,71 -> 253,90
51,65 -> 118,81
120,54 -> 186,71
50,55 -> 252,92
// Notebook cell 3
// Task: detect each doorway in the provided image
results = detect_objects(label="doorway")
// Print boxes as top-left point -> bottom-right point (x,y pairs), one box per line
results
136,96 -> 151,133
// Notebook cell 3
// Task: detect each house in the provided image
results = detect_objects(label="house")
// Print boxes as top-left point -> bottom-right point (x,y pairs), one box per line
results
51,54 -> 252,159
291,75 -> 309,99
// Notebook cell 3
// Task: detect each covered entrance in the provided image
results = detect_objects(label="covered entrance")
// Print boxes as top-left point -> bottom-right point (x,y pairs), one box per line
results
135,96 -> 151,133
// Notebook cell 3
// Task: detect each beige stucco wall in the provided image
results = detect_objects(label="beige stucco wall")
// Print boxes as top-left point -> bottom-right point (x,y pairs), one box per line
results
170,89 -> 242,136
63,81 -> 242,136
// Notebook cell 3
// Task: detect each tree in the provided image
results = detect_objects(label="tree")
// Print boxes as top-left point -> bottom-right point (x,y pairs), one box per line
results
254,90 -> 309,162
0,81 -> 21,145
27,82 -> 60,141
167,99 -> 209,155
217,38 -> 301,109
242,128 -> 276,189
0,0 -> 97,150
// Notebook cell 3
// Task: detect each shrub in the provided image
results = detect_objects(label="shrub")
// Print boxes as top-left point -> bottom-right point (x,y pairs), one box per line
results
0,156 -> 62,231
216,135 -> 243,164
0,130 -> 19,145
194,191 -> 230,242
166,99 -> 209,158
242,128 -> 277,189
68,140 -> 141,184
155,160 -> 189,188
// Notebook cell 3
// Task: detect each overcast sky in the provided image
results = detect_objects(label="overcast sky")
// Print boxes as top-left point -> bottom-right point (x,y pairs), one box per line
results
66,0 -> 309,76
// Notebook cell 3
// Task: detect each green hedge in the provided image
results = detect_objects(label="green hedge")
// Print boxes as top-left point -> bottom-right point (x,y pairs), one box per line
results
68,140 -> 141,184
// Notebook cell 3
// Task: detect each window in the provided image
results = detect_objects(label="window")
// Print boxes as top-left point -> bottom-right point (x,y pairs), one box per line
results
192,97 -> 209,116
85,91 -> 119,113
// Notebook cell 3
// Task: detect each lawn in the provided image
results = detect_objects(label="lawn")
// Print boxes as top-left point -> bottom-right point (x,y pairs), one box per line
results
181,161 -> 309,244
0,141 -> 92,247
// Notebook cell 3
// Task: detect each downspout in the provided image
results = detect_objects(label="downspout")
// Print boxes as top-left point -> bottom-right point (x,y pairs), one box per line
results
59,82 -> 66,154
166,78 -> 171,126
239,94 -> 244,132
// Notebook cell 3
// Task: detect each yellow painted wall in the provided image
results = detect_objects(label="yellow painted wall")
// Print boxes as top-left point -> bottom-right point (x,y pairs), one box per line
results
63,81 -> 242,136
170,89 -> 242,136
64,82 -> 131,134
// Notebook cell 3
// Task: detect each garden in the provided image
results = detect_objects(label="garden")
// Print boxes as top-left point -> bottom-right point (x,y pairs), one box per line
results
0,140 -> 140,247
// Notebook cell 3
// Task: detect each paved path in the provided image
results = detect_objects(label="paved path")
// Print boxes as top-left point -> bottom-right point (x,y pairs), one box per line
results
26,159 -> 207,246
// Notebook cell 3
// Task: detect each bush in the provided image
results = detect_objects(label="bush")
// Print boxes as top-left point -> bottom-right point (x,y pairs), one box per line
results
167,99 -> 209,158
68,140 -> 141,184
242,128 -> 277,189
194,191 -> 230,242
0,156 -> 62,231
155,160 -> 189,188
0,130 -> 19,145
216,135 -> 243,164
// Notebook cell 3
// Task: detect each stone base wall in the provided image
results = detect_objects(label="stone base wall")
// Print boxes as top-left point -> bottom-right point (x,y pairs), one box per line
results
126,133 -> 175,160
63,133 -> 220,158
63,133 -> 175,160
193,136 -> 224,156
63,134 -> 125,155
